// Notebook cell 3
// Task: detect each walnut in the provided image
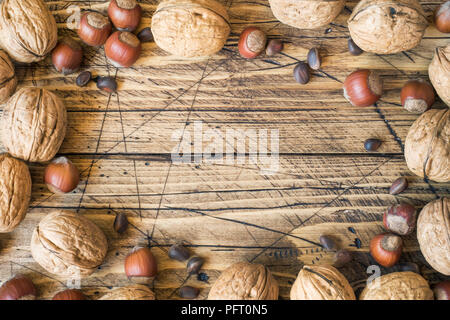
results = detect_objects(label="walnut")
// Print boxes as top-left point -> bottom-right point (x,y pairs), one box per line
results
207,262 -> 279,300
290,265 -> 355,300
30,211 -> 108,277
99,285 -> 155,300
1,87 -> 67,163
429,45 -> 450,107
0,0 -> 58,63
348,0 -> 428,54
417,197 -> 450,275
0,50 -> 17,104
404,109 -> 450,183
151,0 -> 231,57
0,154 -> 31,233
269,0 -> 345,29
360,272 -> 433,300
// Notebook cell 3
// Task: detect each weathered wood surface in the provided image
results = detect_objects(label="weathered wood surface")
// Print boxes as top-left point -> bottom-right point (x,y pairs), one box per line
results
0,0 -> 449,300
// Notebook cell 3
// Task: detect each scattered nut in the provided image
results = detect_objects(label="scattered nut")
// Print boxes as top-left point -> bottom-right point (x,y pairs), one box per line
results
435,1 -> 450,33
78,11 -> 112,47
239,27 -> 267,59
44,157 -> 80,194
344,70 -> 383,107
319,235 -> 336,250
293,62 -> 310,85
364,138 -> 382,152
383,203 -> 417,235
307,47 -> 321,70
113,212 -> 129,234
187,256 -> 204,275
52,289 -> 86,300
400,79 -> 435,114
76,71 -> 92,87
332,249 -> 353,268
179,286 -> 200,299
265,39 -> 283,56
168,243 -> 190,262
433,281 -> 450,300
0,274 -> 36,300
348,38 -> 363,56
389,177 -> 408,195
52,38 -> 83,75
108,0 -> 142,32
96,76 -> 118,93
105,31 -> 142,68
124,246 -> 158,284
137,27 -> 154,43
370,233 -> 403,267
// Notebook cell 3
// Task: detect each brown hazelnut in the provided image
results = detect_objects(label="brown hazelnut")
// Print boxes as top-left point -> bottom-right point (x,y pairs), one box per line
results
186,256 -> 204,274
433,281 -> 450,300
52,289 -> 86,300
137,27 -> 154,43
364,138 -> 382,152
435,1 -> 450,33
78,12 -> 112,47
417,197 -> 450,275
76,71 -> 92,87
269,0 -> 345,29
105,31 -> 142,68
404,109 -> 449,182
343,70 -> 383,107
307,47 -> 321,70
96,76 -> 118,93
429,45 -> 450,106
0,50 -> 17,104
348,0 -> 428,54
348,38 -> 363,56
31,211 -> 108,277
52,38 -> 83,75
389,177 -> 408,195
113,212 -> 129,233
290,265 -> 355,300
99,285 -> 155,300
369,233 -> 402,267
0,275 -> 36,300
168,243 -> 190,262
124,246 -> 158,284
0,153 -> 32,233
208,262 -> 279,300
108,0 -> 142,32
265,39 -> 283,56
151,0 -> 230,57
0,0 -> 58,63
400,80 -> 435,114
293,62 -> 310,85
360,272 -> 433,300
383,203 -> 417,235
238,27 -> 267,59
1,88 -> 67,163
44,157 -> 80,194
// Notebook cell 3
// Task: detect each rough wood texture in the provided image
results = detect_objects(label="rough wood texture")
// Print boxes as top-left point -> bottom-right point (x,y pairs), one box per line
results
0,0 -> 449,300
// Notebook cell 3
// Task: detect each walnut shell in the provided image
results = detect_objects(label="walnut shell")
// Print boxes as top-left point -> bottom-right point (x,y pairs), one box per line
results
269,0 -> 345,29
404,109 -> 450,183
207,262 -> 279,300
0,0 -> 58,63
290,265 -> 356,300
417,197 -> 450,275
99,285 -> 155,300
30,211 -> 108,277
360,272 -> 433,300
0,50 -> 17,104
348,0 -> 428,54
429,45 -> 450,106
151,0 -> 231,57
0,154 -> 31,233
1,87 -> 67,163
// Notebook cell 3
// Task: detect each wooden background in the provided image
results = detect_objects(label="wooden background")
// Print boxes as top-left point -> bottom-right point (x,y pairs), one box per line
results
0,0 -> 449,300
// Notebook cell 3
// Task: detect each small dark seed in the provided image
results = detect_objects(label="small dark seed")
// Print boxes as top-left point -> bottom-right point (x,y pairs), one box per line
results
76,71 -> 92,87
96,76 -> 117,93
332,249 -> 353,268
389,7 -> 397,17
307,47 -> 321,70
348,227 -> 356,234
389,177 -> 408,195
186,256 -> 204,274
319,235 -> 336,250
293,62 -> 310,85
265,39 -> 283,56
348,38 -> 363,56
137,27 -> 153,43
179,286 -> 200,299
197,272 -> 209,282
354,238 -> 362,249
364,138 -> 382,152
113,212 -> 128,233
168,243 -> 190,262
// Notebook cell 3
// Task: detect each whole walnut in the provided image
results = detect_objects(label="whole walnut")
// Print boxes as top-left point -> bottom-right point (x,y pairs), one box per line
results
404,109 -> 449,183
269,0 -> 345,29
31,211 -> 108,277
429,45 -> 450,106
0,0 -> 58,63
0,50 -> 17,104
348,0 -> 428,54
151,0 -> 231,57
417,197 -> 450,275
207,262 -> 279,300
0,154 -> 31,233
290,265 -> 355,300
1,87 -> 67,163
360,272 -> 433,300
99,285 -> 155,300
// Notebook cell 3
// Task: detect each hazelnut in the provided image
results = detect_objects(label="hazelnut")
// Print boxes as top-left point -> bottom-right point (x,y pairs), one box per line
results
78,12 -> 112,47
364,138 -> 382,152
137,27 -> 154,43
404,109 -> 449,182
208,262 -> 279,300
293,62 -> 310,85
238,27 -> 267,59
428,45 -> 450,106
433,281 -> 450,300
108,0 -> 142,32
105,31 -> 142,68
0,154 -> 32,233
124,246 -> 158,284
96,76 -> 118,93
31,211 -> 108,277
1,88 -> 67,163
307,47 -> 321,70
400,80 -> 435,114
44,157 -> 80,194
435,1 -> 450,33
417,197 -> 450,275
343,70 -> 383,107
348,0 -> 428,54
186,256 -> 204,274
369,233 -> 402,267
52,289 -> 86,300
269,0 -> 345,29
113,212 -> 129,234
290,265 -> 355,300
76,71 -> 92,87
52,38 -> 83,75
0,0 -> 58,63
383,203 -> 417,235
151,0 -> 231,57
99,285 -> 155,300
168,243 -> 190,262
0,50 -> 17,104
389,177 -> 408,195
265,39 -> 283,56
0,275 -> 36,300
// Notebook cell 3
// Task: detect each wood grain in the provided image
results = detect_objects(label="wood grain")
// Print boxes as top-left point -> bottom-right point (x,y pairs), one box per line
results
0,0 -> 449,300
